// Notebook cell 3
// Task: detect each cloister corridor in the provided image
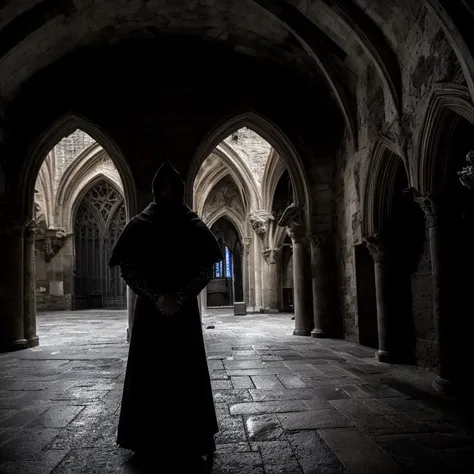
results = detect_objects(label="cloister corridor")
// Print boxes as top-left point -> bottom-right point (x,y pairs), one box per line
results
0,309 -> 473,473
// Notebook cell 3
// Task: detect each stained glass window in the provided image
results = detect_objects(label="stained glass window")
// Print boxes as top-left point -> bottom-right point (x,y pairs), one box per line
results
225,246 -> 233,278
213,261 -> 223,278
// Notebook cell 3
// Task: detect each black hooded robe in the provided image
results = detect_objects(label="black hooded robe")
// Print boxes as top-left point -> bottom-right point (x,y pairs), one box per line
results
109,163 -> 223,458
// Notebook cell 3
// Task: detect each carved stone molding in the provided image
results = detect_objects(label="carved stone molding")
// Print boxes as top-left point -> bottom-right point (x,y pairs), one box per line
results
277,202 -> 303,228
458,150 -> 474,189
244,237 -> 252,255
405,187 -> 438,228
364,233 -> 388,263
263,247 -> 282,264
42,228 -> 70,262
249,210 -> 274,238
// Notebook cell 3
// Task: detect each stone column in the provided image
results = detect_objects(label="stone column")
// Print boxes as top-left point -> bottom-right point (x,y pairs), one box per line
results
262,247 -> 282,312
365,233 -> 394,362
24,220 -> 39,347
0,219 -> 28,352
253,237 -> 263,311
243,237 -> 251,306
414,194 -> 452,390
288,224 -> 312,336
310,233 -> 329,338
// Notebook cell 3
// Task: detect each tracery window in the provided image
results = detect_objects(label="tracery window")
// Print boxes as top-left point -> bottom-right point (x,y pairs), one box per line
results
74,180 -> 127,310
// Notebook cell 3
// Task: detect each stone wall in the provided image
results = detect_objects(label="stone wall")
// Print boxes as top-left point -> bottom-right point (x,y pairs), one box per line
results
333,8 -> 465,366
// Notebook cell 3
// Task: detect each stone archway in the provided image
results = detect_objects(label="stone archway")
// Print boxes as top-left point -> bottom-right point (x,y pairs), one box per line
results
361,138 -> 421,363
186,111 -> 312,233
16,114 -> 137,348
415,85 -> 474,390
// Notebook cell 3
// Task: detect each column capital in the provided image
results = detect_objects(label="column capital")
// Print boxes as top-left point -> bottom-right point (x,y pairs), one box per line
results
286,223 -> 306,243
405,188 -> 439,228
249,210 -> 274,239
263,247 -> 282,264
364,233 -> 389,263
415,193 -> 438,228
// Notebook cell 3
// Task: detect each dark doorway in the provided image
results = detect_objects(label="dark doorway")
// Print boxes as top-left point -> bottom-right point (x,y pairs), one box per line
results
208,218 -> 243,307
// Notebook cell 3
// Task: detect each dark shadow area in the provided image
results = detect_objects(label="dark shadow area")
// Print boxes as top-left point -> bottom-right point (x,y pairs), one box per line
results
355,243 -> 378,349
439,114 -> 474,386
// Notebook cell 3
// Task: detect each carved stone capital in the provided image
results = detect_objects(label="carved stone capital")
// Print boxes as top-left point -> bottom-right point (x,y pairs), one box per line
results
458,150 -> 474,189
277,203 -> 304,228
249,210 -> 274,238
43,227 -> 70,262
415,194 -> 438,228
263,247 -> 282,264
404,187 -> 438,228
364,233 -> 388,263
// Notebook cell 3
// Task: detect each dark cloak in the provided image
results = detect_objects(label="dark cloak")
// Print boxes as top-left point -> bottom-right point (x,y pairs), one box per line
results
109,162 -> 223,457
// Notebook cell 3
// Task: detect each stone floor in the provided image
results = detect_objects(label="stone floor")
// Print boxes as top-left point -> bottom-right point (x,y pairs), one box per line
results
0,310 -> 474,473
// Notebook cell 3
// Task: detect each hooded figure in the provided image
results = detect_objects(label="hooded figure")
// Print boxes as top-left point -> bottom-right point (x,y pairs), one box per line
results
109,161 -> 223,468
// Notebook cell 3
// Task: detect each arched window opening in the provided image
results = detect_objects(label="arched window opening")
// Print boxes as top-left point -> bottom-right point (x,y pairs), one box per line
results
73,180 -> 127,310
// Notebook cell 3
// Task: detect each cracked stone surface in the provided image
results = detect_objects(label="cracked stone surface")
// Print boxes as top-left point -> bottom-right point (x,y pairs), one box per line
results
0,309 -> 473,473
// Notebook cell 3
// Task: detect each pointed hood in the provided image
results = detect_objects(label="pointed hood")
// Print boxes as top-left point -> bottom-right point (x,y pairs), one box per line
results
151,160 -> 185,200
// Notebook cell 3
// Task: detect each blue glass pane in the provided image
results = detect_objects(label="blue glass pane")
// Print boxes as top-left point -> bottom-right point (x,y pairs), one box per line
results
213,262 -> 221,278
225,247 -> 232,278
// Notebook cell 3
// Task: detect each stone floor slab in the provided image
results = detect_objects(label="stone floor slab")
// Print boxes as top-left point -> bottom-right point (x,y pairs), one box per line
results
319,427 -> 402,474
0,309 -> 473,473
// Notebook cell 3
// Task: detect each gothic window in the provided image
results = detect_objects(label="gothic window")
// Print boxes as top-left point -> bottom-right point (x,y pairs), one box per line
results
74,180 -> 127,310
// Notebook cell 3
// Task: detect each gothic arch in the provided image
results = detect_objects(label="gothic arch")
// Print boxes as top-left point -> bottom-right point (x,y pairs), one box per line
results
71,174 -> 124,228
362,137 -> 407,237
187,111 -> 311,231
262,148 -> 286,212
194,142 -> 261,216
20,112 -> 136,221
204,207 -> 245,243
56,142 -> 124,233
35,150 -> 56,228
416,83 -> 474,195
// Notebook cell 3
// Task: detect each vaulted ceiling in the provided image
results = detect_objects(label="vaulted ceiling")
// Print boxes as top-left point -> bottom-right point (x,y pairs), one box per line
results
1,0 -> 473,140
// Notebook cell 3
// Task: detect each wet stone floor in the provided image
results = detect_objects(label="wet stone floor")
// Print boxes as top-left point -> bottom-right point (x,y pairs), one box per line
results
0,310 -> 474,473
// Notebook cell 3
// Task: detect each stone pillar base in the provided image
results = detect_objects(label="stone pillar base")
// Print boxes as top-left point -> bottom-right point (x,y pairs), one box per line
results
293,328 -> 312,336
1,338 -> 28,353
375,350 -> 393,363
311,328 -> 327,338
27,336 -> 39,348
433,376 -> 462,396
